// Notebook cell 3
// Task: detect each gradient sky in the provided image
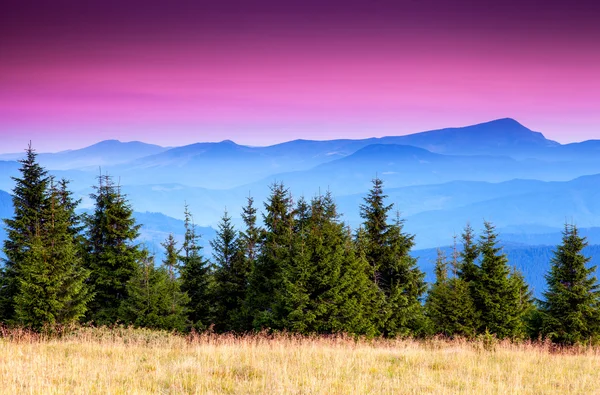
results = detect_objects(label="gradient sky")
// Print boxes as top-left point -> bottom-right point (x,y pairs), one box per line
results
1,0 -> 599,152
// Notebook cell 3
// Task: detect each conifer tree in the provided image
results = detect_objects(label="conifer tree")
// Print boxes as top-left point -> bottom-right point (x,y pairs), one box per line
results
458,223 -> 479,284
179,204 -> 212,330
210,210 -> 249,332
84,174 -> 142,325
539,224 -> 600,344
426,249 -> 477,338
1,143 -> 49,321
473,221 -> 531,339
234,196 -> 262,331
119,251 -> 187,331
359,178 -> 426,336
332,226 -> 381,336
161,234 -> 189,331
13,178 -> 91,329
274,193 -> 381,335
245,182 -> 294,330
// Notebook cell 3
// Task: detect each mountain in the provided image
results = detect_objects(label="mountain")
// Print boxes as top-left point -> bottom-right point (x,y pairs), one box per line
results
0,140 -> 168,170
245,143 -> 596,196
382,118 -> 559,157
401,174 -> 600,248
0,161 -> 21,191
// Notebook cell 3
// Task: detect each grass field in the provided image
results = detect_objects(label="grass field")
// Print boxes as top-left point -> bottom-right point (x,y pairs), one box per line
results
1,327 -> 599,394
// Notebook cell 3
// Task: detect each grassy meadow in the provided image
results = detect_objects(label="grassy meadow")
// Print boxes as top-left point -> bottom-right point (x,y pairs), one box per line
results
0,327 -> 599,394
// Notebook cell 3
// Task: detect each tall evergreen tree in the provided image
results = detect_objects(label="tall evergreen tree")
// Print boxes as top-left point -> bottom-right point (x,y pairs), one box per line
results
84,174 -> 142,325
359,178 -> 426,336
275,193 -> 381,335
426,249 -> 477,338
179,204 -> 212,330
245,182 -> 294,330
473,221 -> 531,339
119,251 -> 188,331
332,226 -> 381,336
161,234 -> 189,331
12,178 -> 91,329
539,224 -> 600,344
1,143 -> 49,322
458,223 -> 479,284
234,196 -> 262,331
210,210 -> 249,332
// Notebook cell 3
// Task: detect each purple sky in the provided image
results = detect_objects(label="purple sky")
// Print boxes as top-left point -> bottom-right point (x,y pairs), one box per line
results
1,0 -> 599,152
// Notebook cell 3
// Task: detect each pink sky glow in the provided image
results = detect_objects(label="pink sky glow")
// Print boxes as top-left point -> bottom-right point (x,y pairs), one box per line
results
1,0 -> 599,152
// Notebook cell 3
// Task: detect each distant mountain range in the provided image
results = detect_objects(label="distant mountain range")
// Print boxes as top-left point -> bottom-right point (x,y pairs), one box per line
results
2,117 -> 600,275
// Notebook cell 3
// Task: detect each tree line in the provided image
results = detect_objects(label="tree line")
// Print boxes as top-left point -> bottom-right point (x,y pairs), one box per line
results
1,145 -> 599,345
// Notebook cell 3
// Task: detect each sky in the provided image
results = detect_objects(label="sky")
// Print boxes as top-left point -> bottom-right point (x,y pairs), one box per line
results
1,0 -> 599,152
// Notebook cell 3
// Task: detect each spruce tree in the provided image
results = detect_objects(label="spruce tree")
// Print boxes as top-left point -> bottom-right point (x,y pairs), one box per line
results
161,234 -> 189,331
179,204 -> 212,330
13,178 -> 91,329
458,223 -> 479,284
539,224 -> 600,344
234,196 -> 262,331
119,251 -> 187,331
359,178 -> 426,337
426,249 -> 477,338
274,193 -> 381,336
210,210 -> 249,332
331,226 -> 381,336
1,143 -> 49,321
245,182 -> 294,330
84,174 -> 142,325
473,221 -> 531,339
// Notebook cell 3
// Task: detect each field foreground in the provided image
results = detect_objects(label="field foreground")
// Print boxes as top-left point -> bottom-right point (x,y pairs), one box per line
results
1,328 -> 599,394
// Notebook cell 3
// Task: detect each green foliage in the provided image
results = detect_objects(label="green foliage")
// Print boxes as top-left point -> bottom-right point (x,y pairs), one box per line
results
473,221 -> 532,339
2,145 -> 90,329
1,143 -> 50,321
179,204 -> 212,330
359,178 -> 426,336
245,182 -> 294,330
458,223 -> 479,284
539,224 -> 600,344
426,249 -> 478,338
210,210 -> 251,332
276,193 -> 380,335
119,251 -> 188,331
84,174 -> 142,325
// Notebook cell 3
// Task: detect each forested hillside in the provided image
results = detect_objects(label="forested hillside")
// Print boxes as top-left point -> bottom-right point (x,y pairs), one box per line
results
2,146 -> 599,344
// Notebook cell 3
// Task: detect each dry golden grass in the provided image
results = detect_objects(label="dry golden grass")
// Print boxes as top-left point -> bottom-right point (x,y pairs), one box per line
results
1,327 -> 599,394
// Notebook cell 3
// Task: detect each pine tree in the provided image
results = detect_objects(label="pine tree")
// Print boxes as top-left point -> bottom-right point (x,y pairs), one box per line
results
179,204 -> 212,330
458,223 -> 479,284
245,182 -> 294,330
426,249 -> 477,338
239,196 -> 261,265
13,178 -> 91,329
359,178 -> 426,337
539,224 -> 600,344
84,174 -> 142,325
161,234 -> 189,331
275,193 -> 381,336
210,210 -> 249,332
382,213 -> 427,336
359,177 -> 393,288
119,251 -> 187,330
331,226 -> 381,336
234,196 -> 262,331
474,221 -> 531,339
1,143 -> 49,322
